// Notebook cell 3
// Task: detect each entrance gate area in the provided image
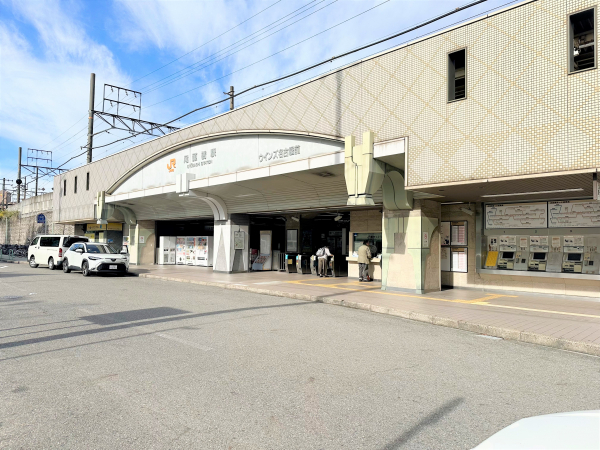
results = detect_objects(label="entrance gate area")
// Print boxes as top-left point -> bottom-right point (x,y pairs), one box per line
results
155,212 -> 351,277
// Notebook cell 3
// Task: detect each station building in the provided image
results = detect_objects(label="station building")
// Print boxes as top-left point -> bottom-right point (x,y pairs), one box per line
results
52,0 -> 600,297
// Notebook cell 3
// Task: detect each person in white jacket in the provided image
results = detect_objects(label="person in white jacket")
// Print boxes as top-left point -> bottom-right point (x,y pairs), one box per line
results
316,244 -> 332,277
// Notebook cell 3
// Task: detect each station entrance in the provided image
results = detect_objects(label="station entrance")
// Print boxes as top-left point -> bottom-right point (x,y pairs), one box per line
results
248,210 -> 350,276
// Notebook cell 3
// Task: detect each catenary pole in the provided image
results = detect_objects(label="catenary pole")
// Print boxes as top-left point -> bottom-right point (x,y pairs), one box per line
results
35,167 -> 39,197
1,178 -> 5,211
17,147 -> 21,203
86,73 -> 96,164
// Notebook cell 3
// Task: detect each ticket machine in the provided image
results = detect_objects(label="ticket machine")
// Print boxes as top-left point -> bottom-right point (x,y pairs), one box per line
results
562,250 -> 583,273
285,253 -> 298,273
528,252 -> 547,271
497,251 -> 516,270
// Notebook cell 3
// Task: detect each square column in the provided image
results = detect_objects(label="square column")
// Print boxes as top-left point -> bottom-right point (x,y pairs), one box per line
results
381,200 -> 440,293
213,214 -> 250,273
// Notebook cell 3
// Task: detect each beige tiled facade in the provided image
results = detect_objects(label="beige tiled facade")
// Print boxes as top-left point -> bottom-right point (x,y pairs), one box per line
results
54,0 -> 599,223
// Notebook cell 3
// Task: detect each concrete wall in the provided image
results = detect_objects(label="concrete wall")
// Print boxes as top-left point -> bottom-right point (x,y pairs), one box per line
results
0,193 -> 75,245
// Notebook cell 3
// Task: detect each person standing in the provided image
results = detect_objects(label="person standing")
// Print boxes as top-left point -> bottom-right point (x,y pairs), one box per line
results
316,243 -> 332,277
357,240 -> 372,282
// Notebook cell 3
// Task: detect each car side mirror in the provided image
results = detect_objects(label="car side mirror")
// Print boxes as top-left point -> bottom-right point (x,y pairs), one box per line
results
76,248 -> 83,253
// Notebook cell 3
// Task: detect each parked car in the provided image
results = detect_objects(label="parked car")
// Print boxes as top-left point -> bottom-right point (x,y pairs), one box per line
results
472,410 -> 600,449
63,242 -> 129,276
28,235 -> 89,270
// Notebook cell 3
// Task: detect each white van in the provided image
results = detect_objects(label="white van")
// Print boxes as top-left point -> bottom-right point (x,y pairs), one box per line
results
28,235 -> 89,270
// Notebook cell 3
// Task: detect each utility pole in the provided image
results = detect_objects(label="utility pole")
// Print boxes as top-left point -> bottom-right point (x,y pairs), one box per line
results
35,167 -> 39,197
17,147 -> 22,203
2,178 -> 5,211
86,73 -> 96,164
224,86 -> 234,110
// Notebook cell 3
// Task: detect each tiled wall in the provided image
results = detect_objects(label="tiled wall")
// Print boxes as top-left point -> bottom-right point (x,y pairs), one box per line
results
55,0 -> 599,222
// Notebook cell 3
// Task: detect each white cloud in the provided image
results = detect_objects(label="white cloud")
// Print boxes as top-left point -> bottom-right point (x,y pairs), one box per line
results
0,0 -> 130,188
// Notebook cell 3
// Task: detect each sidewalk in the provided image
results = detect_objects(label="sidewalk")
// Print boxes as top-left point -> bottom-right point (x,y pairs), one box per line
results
133,265 -> 600,357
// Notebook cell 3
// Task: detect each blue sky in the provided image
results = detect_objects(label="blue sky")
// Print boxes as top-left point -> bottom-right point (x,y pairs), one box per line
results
0,0 -> 516,194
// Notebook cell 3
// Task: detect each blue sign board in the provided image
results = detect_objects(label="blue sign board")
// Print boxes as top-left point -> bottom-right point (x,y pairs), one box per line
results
37,213 -> 46,224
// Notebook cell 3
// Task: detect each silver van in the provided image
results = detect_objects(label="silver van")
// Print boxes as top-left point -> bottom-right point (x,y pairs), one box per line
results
28,235 -> 89,270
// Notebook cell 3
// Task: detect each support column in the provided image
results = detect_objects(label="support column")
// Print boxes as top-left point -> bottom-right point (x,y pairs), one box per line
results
129,220 -> 155,266
213,214 -> 250,273
381,200 -> 440,294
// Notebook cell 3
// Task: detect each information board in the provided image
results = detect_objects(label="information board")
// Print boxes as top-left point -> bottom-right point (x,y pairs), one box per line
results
548,200 -> 600,228
485,202 -> 547,229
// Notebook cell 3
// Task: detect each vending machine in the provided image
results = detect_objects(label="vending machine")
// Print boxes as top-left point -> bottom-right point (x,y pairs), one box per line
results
194,236 -> 214,267
158,236 -> 176,265
185,237 -> 196,265
175,237 -> 186,265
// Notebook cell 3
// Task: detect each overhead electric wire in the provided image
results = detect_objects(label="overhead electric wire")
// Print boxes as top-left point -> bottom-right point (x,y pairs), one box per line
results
139,0 -> 333,94
37,1 -> 283,169
127,0 -> 284,87
89,0 -> 487,153
144,0 -> 390,110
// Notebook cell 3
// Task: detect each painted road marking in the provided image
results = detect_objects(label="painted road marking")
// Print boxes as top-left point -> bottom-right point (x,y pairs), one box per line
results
283,279 -> 600,320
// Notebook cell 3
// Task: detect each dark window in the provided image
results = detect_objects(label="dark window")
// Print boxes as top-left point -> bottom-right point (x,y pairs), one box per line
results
64,237 -> 88,247
448,49 -> 466,101
86,172 -> 90,191
30,237 -> 39,246
74,176 -> 78,194
40,236 -> 60,247
63,179 -> 67,196
569,8 -> 596,72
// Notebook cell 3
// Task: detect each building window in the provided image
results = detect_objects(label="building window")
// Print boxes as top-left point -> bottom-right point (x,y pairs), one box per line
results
569,8 -> 596,73
86,172 -> 90,191
448,49 -> 466,101
63,179 -> 67,196
74,176 -> 78,194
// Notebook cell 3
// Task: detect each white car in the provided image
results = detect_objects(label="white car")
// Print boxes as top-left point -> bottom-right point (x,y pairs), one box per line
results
473,410 -> 600,449
63,242 -> 129,276
28,235 -> 89,270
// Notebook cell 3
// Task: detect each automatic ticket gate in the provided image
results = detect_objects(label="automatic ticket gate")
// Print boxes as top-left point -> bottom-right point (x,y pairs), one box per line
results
329,254 -> 348,277
285,253 -> 298,273
296,254 -> 312,274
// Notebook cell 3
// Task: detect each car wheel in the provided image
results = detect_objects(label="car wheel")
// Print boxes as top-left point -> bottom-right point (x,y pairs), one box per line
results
82,261 -> 90,277
48,257 -> 55,270
29,256 -> 39,268
63,259 -> 71,273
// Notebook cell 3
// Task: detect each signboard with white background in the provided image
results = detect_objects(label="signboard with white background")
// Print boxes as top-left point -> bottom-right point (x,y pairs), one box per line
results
113,134 -> 343,195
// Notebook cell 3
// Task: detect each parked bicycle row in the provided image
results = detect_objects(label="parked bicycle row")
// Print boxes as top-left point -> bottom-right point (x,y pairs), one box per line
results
1,243 -> 29,257
26,234 -> 129,276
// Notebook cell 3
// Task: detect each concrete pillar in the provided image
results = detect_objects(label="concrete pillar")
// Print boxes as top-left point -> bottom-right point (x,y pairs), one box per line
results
381,200 -> 441,294
213,214 -> 250,273
129,220 -> 155,265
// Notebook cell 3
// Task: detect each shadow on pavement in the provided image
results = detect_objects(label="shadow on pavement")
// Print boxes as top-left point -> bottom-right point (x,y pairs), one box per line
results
0,301 -> 316,351
81,307 -> 190,325
379,397 -> 465,450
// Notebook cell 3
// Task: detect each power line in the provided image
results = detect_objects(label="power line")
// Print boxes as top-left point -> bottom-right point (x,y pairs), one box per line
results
127,0 -> 284,87
36,1 -> 284,164
139,0 -> 332,94
90,0 -> 487,153
144,0 -> 391,109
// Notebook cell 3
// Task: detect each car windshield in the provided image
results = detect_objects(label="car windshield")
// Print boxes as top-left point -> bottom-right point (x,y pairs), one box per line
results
86,244 -> 120,254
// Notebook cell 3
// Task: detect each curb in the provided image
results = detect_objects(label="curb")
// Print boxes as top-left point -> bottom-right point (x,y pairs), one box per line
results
138,273 -> 600,358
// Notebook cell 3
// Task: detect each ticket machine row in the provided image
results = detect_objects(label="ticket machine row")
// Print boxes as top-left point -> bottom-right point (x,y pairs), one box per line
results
485,235 -> 600,274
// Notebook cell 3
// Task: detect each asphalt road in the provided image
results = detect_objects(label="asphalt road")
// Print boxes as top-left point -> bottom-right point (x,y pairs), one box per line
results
1,263 -> 599,450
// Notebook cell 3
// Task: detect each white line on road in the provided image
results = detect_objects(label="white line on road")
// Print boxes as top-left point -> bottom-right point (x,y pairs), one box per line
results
154,332 -> 213,351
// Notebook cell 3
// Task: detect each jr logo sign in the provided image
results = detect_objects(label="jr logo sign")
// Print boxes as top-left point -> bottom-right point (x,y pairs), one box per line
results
167,159 -> 176,172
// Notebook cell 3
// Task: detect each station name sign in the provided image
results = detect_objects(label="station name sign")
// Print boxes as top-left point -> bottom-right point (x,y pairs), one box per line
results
258,145 -> 300,163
